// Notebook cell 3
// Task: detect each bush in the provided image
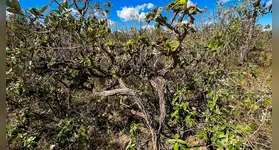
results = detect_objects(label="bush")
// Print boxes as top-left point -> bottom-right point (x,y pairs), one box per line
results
6,0 -> 272,149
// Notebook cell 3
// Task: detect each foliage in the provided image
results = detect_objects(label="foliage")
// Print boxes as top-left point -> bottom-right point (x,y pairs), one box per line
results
6,0 -> 272,149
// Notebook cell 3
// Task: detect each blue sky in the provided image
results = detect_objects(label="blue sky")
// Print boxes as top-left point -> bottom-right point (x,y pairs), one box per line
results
15,0 -> 272,29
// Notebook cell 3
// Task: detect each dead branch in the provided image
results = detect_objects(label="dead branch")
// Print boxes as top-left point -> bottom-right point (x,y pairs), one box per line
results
91,78 -> 159,150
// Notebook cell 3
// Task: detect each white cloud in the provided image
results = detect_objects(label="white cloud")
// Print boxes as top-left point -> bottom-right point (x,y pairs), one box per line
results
182,20 -> 188,24
187,0 -> 196,7
266,0 -> 272,6
94,9 -> 108,18
218,0 -> 231,4
204,21 -> 214,26
116,3 -> 155,21
142,24 -> 154,30
107,19 -> 116,26
67,8 -> 79,16
147,3 -> 155,9
94,11 -> 101,17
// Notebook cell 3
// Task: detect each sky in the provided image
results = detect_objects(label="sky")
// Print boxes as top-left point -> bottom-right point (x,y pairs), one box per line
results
11,0 -> 272,30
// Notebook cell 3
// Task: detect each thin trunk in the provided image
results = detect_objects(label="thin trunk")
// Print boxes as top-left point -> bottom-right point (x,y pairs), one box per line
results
242,0 -> 260,62
150,76 -> 167,150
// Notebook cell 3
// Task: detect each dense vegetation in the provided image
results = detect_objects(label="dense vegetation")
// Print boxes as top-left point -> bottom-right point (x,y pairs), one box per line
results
6,0 -> 272,149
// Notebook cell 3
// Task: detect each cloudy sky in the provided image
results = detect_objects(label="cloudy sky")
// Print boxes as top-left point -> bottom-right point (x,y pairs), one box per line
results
15,0 -> 272,29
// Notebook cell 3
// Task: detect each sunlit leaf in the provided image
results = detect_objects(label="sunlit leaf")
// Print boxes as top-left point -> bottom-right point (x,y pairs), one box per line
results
173,143 -> 179,150
40,6 -> 48,14
107,40 -> 113,46
6,8 -> 18,14
167,40 -> 180,52
30,8 -> 40,16
12,0 -> 21,11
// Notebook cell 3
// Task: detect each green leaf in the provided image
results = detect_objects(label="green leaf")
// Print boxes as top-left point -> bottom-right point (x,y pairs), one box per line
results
167,40 -> 180,52
49,15 -> 57,22
61,1 -> 68,8
51,22 -> 58,28
173,143 -> 179,150
88,28 -> 97,37
12,0 -> 21,11
66,24 -> 76,29
111,70 -> 116,76
86,58 -> 91,66
48,58 -> 56,67
180,144 -> 190,150
264,24 -> 270,29
251,103 -> 259,111
6,0 -> 13,8
207,91 -> 213,98
44,16 -> 49,24
107,40 -> 113,46
6,8 -> 18,14
168,139 -> 176,143
176,139 -> 187,144
213,94 -> 218,102
208,43 -> 213,50
30,8 -> 40,16
177,0 -> 188,5
40,6 -> 48,13
264,99 -> 272,106
52,10 -> 61,14
127,39 -> 134,45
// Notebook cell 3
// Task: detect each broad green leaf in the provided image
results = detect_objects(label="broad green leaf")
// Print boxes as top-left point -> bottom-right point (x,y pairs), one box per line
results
49,16 -> 57,22
89,29 -> 97,37
168,139 -> 176,143
264,99 -> 272,106
107,40 -> 113,46
177,0 -> 188,5
12,0 -> 21,11
251,103 -> 259,111
207,91 -> 213,98
167,40 -> 180,52
51,22 -> 58,28
213,94 -> 218,102
127,39 -> 134,45
180,144 -> 190,150
52,10 -> 61,14
86,58 -> 91,66
264,24 -> 270,29
6,8 -> 18,14
30,8 -> 40,16
176,139 -> 187,144
173,143 -> 179,150
40,6 -> 48,14
178,22 -> 186,28
111,70 -> 116,76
